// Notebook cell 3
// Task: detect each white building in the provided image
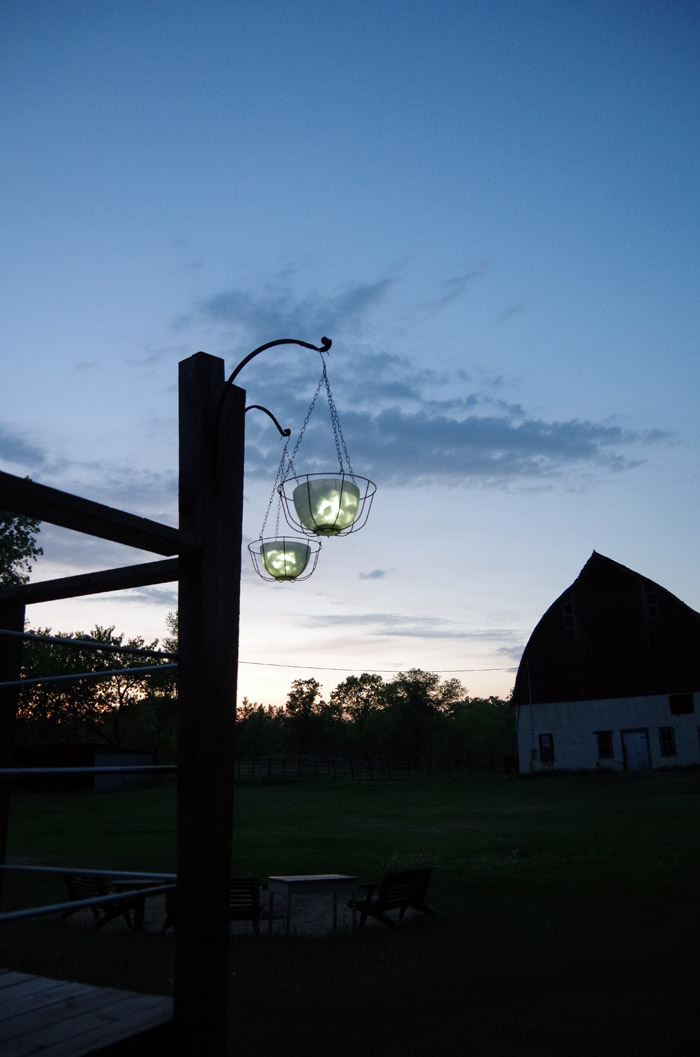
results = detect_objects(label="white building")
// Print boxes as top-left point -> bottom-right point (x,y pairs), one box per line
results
514,552 -> 700,773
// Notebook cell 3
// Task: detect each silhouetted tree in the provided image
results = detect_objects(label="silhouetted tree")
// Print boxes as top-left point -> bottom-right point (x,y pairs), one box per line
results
236,698 -> 284,756
0,507 -> 42,586
18,625 -> 175,753
284,678 -> 328,754
329,673 -> 387,753
329,673 -> 386,722
450,695 -> 516,755
381,669 -> 465,754
232,669 -> 514,761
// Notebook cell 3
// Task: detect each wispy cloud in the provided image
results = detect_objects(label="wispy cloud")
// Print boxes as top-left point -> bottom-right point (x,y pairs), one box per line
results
496,642 -> 528,663
416,271 -> 484,314
359,569 -> 388,580
175,274 -> 673,490
108,585 -> 178,609
500,303 -> 526,321
185,277 -> 396,344
6,276 -> 674,507
298,609 -> 522,645
0,425 -> 47,471
350,406 -> 661,485
245,399 -> 668,488
31,524 -> 168,571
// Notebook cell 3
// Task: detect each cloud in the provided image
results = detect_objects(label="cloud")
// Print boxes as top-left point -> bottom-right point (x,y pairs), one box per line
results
496,643 -> 528,663
298,609 -> 521,645
416,271 -> 484,314
32,525 -> 163,571
109,585 -> 178,609
232,318 -> 673,489
248,400 -> 667,488
500,303 -> 526,321
359,569 -> 388,580
365,407 -> 654,484
0,425 -> 47,471
1,417 -> 178,524
3,358 -> 671,515
85,467 -> 178,520
190,277 -> 395,344
9,275 -> 671,508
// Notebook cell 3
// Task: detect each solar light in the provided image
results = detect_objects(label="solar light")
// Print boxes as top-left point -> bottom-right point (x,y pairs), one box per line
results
248,536 -> 321,582
279,472 -> 375,537
233,335 -> 376,581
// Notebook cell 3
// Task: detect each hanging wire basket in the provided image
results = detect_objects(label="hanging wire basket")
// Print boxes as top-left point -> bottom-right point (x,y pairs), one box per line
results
249,427 -> 322,582
248,535 -> 322,582
278,348 -> 376,537
279,472 -> 375,537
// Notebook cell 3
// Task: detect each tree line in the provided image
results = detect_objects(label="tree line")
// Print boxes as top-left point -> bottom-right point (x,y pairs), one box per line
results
238,672 -> 514,759
14,630 -> 514,762
3,509 -> 514,761
15,621 -> 178,762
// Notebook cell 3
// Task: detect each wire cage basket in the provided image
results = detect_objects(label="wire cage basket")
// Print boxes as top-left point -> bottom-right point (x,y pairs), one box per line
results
278,472 -> 376,537
248,535 -> 322,583
249,339 -> 375,579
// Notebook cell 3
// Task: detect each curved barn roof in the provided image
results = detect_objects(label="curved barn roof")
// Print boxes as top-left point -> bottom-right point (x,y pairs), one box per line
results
512,551 -> 700,705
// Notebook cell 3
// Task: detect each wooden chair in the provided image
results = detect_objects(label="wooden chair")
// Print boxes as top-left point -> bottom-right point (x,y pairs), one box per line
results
228,876 -> 263,933
62,872 -> 135,929
162,877 -> 262,935
352,867 -> 436,927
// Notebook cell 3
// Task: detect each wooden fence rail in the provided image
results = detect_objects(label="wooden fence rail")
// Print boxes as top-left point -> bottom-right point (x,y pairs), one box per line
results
233,753 -> 516,782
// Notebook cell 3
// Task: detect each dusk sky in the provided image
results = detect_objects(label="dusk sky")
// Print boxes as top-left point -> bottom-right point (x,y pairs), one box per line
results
2,1 -> 699,709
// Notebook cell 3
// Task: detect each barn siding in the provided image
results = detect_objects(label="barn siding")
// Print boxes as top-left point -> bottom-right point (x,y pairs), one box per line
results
517,692 -> 700,772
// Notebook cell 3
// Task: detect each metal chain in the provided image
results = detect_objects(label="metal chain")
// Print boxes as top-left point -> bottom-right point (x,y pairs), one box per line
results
259,440 -> 290,539
284,364 -> 325,478
321,358 -> 355,477
280,348 -> 355,482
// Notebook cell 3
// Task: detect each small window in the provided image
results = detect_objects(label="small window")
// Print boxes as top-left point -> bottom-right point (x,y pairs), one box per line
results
596,731 -> 614,759
670,693 -> 694,716
539,732 -> 555,763
659,727 -> 676,756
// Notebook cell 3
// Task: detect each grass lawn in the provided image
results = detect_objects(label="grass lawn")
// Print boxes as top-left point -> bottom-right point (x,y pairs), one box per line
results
1,770 -> 699,1055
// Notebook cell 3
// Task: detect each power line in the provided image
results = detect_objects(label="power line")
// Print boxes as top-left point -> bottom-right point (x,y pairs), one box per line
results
238,660 -> 516,674
7,629 -> 515,676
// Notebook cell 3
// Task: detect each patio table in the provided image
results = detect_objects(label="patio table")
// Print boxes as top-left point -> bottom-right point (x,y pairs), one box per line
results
267,874 -> 357,936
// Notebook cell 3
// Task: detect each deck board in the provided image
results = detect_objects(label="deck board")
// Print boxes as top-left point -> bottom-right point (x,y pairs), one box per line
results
0,969 -> 173,1056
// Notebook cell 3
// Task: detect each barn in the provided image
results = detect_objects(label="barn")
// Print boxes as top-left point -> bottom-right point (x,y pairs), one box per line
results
513,551 -> 700,772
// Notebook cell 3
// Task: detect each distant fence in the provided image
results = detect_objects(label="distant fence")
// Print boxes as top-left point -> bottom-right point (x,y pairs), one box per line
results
234,753 -> 517,782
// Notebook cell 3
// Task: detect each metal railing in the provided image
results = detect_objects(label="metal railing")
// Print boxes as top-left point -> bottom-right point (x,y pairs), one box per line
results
0,864 -> 176,923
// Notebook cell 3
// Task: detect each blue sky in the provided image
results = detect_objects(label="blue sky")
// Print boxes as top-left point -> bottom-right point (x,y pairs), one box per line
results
2,0 -> 699,708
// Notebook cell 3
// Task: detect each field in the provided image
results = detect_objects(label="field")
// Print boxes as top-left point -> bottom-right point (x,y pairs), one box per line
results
1,769 -> 699,1056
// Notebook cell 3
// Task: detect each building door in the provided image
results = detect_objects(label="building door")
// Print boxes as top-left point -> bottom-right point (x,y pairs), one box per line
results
622,729 -> 650,772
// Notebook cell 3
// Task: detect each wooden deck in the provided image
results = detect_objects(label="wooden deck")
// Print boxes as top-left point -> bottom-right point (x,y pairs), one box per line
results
0,969 -> 173,1056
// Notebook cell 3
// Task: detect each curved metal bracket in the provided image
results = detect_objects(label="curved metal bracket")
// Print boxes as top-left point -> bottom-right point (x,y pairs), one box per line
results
227,336 -> 331,386
215,336 -> 332,439
245,404 -> 291,438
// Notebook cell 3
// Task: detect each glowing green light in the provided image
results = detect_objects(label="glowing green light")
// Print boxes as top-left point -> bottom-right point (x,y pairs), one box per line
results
292,477 -> 361,535
260,540 -> 311,580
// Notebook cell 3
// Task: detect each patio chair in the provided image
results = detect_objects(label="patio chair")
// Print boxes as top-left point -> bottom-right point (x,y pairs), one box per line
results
61,872 -> 135,929
161,876 -> 263,934
352,867 -> 436,927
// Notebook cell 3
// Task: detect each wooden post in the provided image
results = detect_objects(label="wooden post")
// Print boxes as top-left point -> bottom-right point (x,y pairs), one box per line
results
175,353 -> 245,1054
0,600 -> 26,910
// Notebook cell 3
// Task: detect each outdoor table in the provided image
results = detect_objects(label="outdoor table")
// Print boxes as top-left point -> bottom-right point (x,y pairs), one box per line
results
267,874 -> 358,936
